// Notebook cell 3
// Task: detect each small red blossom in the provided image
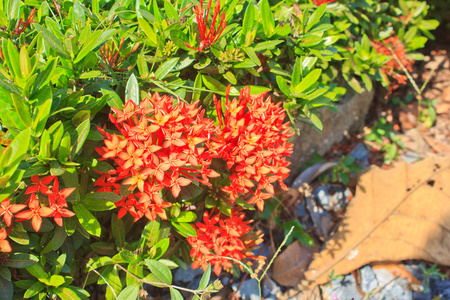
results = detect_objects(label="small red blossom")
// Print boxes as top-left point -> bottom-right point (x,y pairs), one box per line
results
185,0 -> 227,52
212,86 -> 294,210
15,195 -> 47,232
0,228 -> 11,252
312,0 -> 336,6
372,36 -> 414,97
0,198 -> 26,227
188,208 -> 264,276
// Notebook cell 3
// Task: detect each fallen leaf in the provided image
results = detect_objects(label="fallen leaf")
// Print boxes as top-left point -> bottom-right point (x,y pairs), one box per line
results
272,240 -> 320,287
301,157 -> 450,286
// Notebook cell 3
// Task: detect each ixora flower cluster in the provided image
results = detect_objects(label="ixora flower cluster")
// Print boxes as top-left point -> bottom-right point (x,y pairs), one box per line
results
372,36 -> 414,96
96,87 -> 293,274
0,175 -> 75,252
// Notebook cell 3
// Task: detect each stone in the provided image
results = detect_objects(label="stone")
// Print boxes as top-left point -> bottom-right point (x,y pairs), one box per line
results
349,143 -> 370,168
174,265 -> 204,283
321,274 -> 361,300
360,265 -> 378,293
286,87 -> 375,184
231,279 -> 260,300
314,185 -> 332,210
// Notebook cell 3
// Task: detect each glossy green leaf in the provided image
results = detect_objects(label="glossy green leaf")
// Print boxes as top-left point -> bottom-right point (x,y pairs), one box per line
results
171,221 -> 197,237
73,203 -> 101,237
33,24 -> 70,59
19,46 -> 31,77
117,283 -> 139,300
260,0 -> 275,37
241,1 -> 255,44
306,4 -> 326,31
140,220 -> 160,248
0,267 -> 10,281
145,259 -> 172,285
173,211 -> 197,223
125,74 -> 139,105
91,242 -> 117,256
170,287 -> 183,300
112,215 -> 125,247
10,94 -> 32,128
154,57 -> 179,80
138,16 -> 157,47
54,286 -> 89,300
198,264 -> 211,290
276,76 -> 291,98
293,69 -> 322,94
3,253 -> 39,268
0,276 -> 13,300
164,0 -> 179,20
73,119 -> 90,154
153,238 -> 170,259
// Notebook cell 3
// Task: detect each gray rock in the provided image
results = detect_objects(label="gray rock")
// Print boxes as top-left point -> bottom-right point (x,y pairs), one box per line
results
286,86 -> 375,184
373,268 -> 412,300
360,265 -> 378,293
349,143 -> 370,168
330,186 -> 351,211
314,185 -> 332,210
321,274 -> 361,300
263,277 -> 281,299
231,279 -> 260,300
174,265 -> 204,283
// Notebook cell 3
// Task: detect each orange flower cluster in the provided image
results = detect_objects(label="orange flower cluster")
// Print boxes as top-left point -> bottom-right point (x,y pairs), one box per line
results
0,175 -> 75,252
187,208 -> 264,276
185,0 -> 226,52
95,93 -> 220,221
372,36 -> 414,96
213,87 -> 294,210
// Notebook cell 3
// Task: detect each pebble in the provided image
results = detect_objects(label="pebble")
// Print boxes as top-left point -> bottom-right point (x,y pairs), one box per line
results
231,279 -> 260,300
349,143 -> 370,168
174,265 -> 204,283
313,185 -> 351,212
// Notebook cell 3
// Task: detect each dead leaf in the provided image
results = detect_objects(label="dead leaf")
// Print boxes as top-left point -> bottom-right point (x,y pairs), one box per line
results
272,240 -> 320,287
371,262 -> 421,285
302,157 -> 450,287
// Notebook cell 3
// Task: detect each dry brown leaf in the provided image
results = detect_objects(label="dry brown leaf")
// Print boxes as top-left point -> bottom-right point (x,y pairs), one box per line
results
272,240 -> 320,287
302,157 -> 450,287
371,262 -> 421,285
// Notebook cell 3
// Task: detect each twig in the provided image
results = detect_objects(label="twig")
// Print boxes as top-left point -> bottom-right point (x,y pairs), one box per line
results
362,275 -> 399,300
86,264 -> 118,299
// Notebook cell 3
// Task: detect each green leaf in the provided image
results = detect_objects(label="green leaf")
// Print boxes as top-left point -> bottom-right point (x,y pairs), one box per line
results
145,259 -> 172,285
293,69 -> 322,94
119,250 -> 139,265
91,242 -> 117,256
276,76 -> 291,98
291,58 -> 302,88
84,192 -> 122,202
34,57 -> 57,92
2,40 -> 20,79
243,47 -> 261,66
75,29 -> 115,64
241,1 -> 255,44
169,29 -> 190,51
171,221 -> 197,237
154,58 -> 179,80
33,24 -> 70,59
193,73 -> 202,101
73,203 -> 101,237
140,220 -> 160,248
164,0 -> 179,20
101,88 -> 123,109
73,119 -> 90,154
306,4 -> 326,31
3,253 -> 38,268
10,94 -> 32,128
32,98 -> 52,137
202,75 -> 226,93
26,263 -> 48,281
0,128 -> 30,173
19,46 -> 31,77
125,74 -> 139,105
0,276 -> 13,300
260,0 -> 275,37
111,215 -> 125,247
138,15 -> 157,47
198,264 -> 211,290
117,283 -> 139,300
54,286 -> 89,300
52,225 -> 67,250
0,267 -> 10,281
173,211 -> 197,223
45,275 -> 65,287
170,287 -> 183,300
58,133 -> 71,163
153,238 -> 170,259
303,106 -> 323,131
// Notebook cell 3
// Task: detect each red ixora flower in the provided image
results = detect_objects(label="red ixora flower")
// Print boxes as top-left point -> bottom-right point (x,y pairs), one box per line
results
188,207 -> 264,276
372,36 -> 414,97
185,0 -> 227,52
13,8 -> 36,35
312,0 -> 336,5
96,92 -> 220,222
212,86 -> 294,210
0,228 -> 11,252
16,176 -> 76,231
